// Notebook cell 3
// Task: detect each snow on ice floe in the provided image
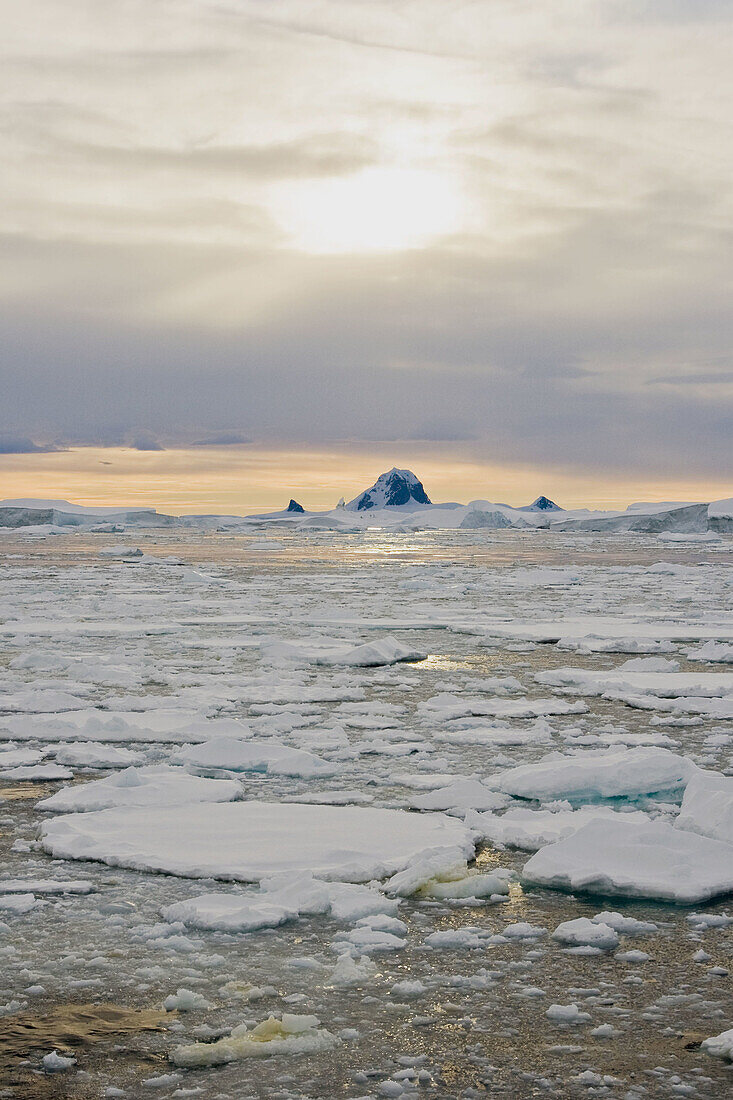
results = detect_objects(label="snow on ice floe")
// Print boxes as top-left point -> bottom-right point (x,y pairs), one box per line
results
175,737 -> 336,778
536,667 -> 733,699
468,617 -> 733,647
37,766 -> 241,813
676,771 -> 733,845
410,779 -> 508,814
523,817 -> 733,903
490,747 -> 697,802
162,872 -> 399,933
466,806 -> 653,851
262,635 -> 426,667
41,802 -> 475,882
1,710 -> 253,744
419,692 -> 587,722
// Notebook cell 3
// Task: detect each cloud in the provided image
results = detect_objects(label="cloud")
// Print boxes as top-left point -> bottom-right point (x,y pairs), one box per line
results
1,0 -> 731,486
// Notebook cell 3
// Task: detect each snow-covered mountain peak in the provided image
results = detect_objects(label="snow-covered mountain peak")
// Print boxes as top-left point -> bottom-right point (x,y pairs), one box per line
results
345,468 -> 432,511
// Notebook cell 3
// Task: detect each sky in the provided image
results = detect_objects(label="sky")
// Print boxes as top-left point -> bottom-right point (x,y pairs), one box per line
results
1,0 -> 731,512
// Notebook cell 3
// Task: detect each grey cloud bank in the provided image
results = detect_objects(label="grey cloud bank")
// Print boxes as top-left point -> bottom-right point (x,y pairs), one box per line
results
1,0 -> 731,484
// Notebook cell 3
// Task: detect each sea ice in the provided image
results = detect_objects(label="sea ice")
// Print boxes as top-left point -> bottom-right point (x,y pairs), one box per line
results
37,766 -> 241,813
491,747 -> 696,802
551,917 -> 619,951
411,779 -> 508,814
676,770 -> 733,845
523,817 -> 733,902
170,1014 -> 338,1065
41,802 -> 475,882
701,1028 -> 733,1061
467,806 -> 652,850
176,737 -> 336,778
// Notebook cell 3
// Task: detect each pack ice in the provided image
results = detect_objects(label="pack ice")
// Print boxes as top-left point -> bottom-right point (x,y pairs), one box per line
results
41,802 -> 475,882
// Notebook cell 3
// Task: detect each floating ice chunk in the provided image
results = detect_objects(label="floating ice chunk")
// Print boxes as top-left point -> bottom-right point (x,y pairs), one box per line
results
617,657 -> 680,672
467,806 -> 652,850
420,693 -> 586,722
42,1050 -> 76,1071
162,988 -> 213,1011
545,1003 -> 591,1024
536,667 -> 733,699
676,770 -> 733,845
382,846 -> 477,897
523,817 -> 733,903
162,872 -> 398,933
176,738 -> 336,779
500,922 -> 547,940
425,927 -> 487,949
552,918 -> 619,951
0,879 -> 94,895
0,894 -> 41,914
411,780 -> 508,814
262,635 -> 426,667
42,802 -> 474,883
615,949 -> 650,963
333,926 -> 405,953
38,766 -> 240,813
51,742 -> 143,769
1,763 -> 72,781
391,980 -> 427,999
591,911 -> 658,935
434,722 -> 553,747
419,869 -> 513,900
290,790 -> 374,805
701,1028 -> 733,1061
686,641 -> 733,664
327,954 -> 377,987
170,1014 -> 338,1066
162,893 -> 297,933
492,747 -> 696,802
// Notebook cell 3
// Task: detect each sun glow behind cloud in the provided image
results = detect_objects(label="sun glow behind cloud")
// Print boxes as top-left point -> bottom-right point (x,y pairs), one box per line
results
269,166 -> 466,254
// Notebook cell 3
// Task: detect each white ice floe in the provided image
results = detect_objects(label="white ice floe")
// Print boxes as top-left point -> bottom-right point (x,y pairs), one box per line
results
170,1014 -> 338,1066
491,747 -> 697,802
51,742 -> 143,768
676,770 -> 733,845
262,635 -> 426,667
0,763 -> 72,781
161,871 -> 398,933
523,817 -> 733,903
551,917 -> 619,951
162,988 -> 213,1011
701,1028 -> 733,1061
420,693 -> 587,722
411,779 -> 508,814
176,737 -> 336,778
0,878 -> 94,895
686,641 -> 733,664
37,766 -> 241,813
536,667 -> 733,699
41,802 -> 474,882
467,805 -> 652,850
0,893 -> 42,913
592,911 -> 658,935
327,954 -> 377,986
3,710 -> 253,745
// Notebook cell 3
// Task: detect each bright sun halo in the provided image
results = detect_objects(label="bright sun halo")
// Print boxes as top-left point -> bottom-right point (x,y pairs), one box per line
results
270,166 -> 464,255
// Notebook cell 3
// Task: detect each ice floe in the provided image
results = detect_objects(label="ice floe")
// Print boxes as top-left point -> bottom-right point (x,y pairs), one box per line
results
523,817 -> 733,902
41,802 -> 475,882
